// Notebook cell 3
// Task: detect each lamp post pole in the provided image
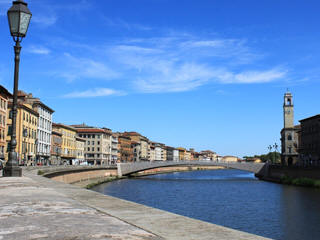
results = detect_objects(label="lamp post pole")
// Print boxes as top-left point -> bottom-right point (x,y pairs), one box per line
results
3,40 -> 22,177
3,0 -> 32,177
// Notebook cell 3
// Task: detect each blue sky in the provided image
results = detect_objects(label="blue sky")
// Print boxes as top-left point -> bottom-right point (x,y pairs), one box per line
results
0,0 -> 320,157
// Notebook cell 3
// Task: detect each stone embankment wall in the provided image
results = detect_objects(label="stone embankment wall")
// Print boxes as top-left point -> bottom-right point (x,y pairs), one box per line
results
49,169 -> 118,184
255,164 -> 320,181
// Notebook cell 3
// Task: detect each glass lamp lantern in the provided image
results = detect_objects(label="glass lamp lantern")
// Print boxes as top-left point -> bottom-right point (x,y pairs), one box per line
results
7,0 -> 32,39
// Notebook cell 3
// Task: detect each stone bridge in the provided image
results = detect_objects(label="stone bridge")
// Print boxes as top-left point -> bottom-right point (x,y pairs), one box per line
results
117,161 -> 266,177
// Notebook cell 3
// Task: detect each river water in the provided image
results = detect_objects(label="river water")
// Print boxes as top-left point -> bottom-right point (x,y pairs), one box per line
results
91,169 -> 320,240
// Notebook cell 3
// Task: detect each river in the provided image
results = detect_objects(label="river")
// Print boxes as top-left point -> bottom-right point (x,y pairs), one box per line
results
91,169 -> 320,240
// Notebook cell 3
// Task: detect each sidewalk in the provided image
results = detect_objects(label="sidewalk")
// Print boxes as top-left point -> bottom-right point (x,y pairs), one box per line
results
0,176 -> 161,240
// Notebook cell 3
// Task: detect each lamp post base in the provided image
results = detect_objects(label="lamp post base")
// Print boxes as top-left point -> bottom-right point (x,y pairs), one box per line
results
3,165 -> 22,177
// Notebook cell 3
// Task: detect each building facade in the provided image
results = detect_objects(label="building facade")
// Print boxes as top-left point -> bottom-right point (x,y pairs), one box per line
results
280,91 -> 299,166
73,125 -> 112,165
18,92 -> 54,165
166,146 -> 174,161
132,141 -> 141,162
111,133 -> 118,164
118,134 -> 133,162
50,130 -> 62,165
7,102 -> 38,165
122,132 -> 149,161
173,149 -> 179,161
177,147 -> 186,161
52,123 -> 77,165
299,115 -> 320,166
75,137 -> 85,165
0,86 -> 11,161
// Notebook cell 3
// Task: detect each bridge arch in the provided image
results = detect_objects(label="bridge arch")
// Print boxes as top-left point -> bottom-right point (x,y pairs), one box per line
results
117,161 -> 265,177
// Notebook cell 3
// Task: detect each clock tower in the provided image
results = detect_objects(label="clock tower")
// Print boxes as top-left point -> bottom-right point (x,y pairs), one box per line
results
284,92 -> 294,128
281,91 -> 299,166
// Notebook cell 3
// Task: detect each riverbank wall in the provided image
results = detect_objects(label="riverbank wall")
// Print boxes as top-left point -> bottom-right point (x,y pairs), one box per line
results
255,164 -> 320,183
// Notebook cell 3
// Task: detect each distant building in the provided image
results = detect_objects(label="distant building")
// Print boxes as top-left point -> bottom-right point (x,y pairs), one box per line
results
185,150 -> 191,161
177,147 -> 186,161
52,123 -> 77,165
280,91 -> 299,166
122,132 -> 149,161
0,86 -> 11,161
118,134 -> 133,162
299,115 -> 320,166
200,150 -> 217,161
131,141 -> 140,162
173,149 -> 179,161
166,146 -> 174,161
222,156 -> 239,162
111,133 -> 118,164
155,143 -> 165,160
75,137 -> 85,165
148,142 -> 156,161
50,130 -> 62,165
72,124 -> 112,165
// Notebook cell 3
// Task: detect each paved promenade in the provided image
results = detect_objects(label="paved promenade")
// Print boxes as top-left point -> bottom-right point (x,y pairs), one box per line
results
0,171 -> 271,240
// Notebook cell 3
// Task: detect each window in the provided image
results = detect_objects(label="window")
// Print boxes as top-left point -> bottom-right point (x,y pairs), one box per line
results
97,135 -> 100,139
97,141 -> 100,145
288,135 -> 292,141
87,147 -> 90,151
87,141 -> 90,145
92,141 -> 94,145
92,147 -> 94,151
97,147 -> 100,151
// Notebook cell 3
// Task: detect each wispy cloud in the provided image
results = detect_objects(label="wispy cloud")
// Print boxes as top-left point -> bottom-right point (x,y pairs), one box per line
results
32,15 -> 57,27
216,68 -> 287,84
26,45 -> 51,55
60,53 -> 120,82
44,33 -> 288,94
106,36 -> 286,93
63,88 -> 125,98
102,17 -> 152,31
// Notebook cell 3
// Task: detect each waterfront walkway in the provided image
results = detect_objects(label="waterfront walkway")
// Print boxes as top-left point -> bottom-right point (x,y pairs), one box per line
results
0,172 -> 271,240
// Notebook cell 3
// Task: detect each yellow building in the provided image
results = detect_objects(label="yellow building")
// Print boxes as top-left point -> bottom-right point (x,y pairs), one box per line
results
222,156 -> 239,162
177,147 -> 186,161
52,123 -> 77,165
7,102 -> 38,165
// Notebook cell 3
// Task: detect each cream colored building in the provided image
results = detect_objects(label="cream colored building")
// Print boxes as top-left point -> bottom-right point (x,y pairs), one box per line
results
75,137 -> 85,164
72,124 -> 112,165
222,156 -> 239,162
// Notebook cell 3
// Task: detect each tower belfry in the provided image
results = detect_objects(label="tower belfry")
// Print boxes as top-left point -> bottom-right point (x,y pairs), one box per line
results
280,91 -> 299,166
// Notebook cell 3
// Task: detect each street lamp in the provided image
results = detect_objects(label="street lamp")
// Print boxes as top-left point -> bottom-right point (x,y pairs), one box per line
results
3,0 -> 32,177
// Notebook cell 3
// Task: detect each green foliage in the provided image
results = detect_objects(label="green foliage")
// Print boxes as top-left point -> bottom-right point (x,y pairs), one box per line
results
280,176 -> 320,188
85,176 -> 119,189
37,170 -> 44,175
243,152 -> 281,163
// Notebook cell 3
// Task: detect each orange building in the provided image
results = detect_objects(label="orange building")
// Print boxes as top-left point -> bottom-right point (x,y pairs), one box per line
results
118,134 -> 133,162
